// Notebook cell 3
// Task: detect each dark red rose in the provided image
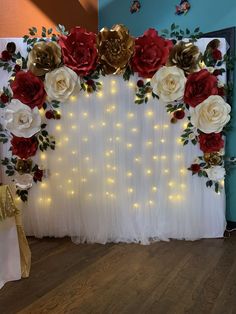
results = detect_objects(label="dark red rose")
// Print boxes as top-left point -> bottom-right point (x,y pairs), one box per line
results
173,109 -> 185,120
45,110 -> 54,119
130,28 -> 173,78
198,132 -> 224,153
86,79 -> 94,86
58,27 -> 98,76
212,48 -> 222,61
11,136 -> 38,159
0,93 -> 9,104
14,64 -> 21,72
218,87 -> 225,96
190,164 -> 201,174
33,167 -> 44,182
11,71 -> 46,109
184,69 -> 218,107
137,79 -> 144,87
1,50 -> 11,61
6,42 -> 16,54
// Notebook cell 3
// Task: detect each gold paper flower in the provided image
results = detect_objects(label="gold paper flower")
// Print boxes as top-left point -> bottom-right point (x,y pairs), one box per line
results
204,153 -> 223,166
167,41 -> 200,75
97,24 -> 134,75
15,159 -> 33,174
27,41 -> 62,76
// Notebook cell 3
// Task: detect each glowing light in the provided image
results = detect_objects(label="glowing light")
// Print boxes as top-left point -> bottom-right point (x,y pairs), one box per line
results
40,183 -> 47,189
133,203 -> 139,208
180,168 -> 186,175
177,138 -> 182,144
69,112 -> 74,117
72,168 -> 77,172
58,157 -> 62,161
90,124 -> 95,129
176,154 -> 182,160
84,157 -> 90,161
107,177 -> 115,184
112,166 -> 117,171
180,184 -> 186,189
164,169 -> 169,174
101,122 -> 106,127
116,123 -> 122,128
168,181 -> 174,187
153,155 -> 158,160
115,137 -> 121,142
111,80 -> 116,85
41,153 -> 46,160
146,141 -> 153,146
127,112 -> 134,119
127,172 -> 133,177
146,169 -> 152,175
98,92 -> 103,97
128,188 -> 134,193
152,186 -> 157,192
89,168 -> 94,173
64,137 -> 69,142
128,81 -> 134,88
71,125 -> 77,130
70,190 -> 75,195
148,200 -> 154,205
154,125 -> 159,130
56,125 -> 62,131
47,198 -> 52,203
83,112 -> 88,117
68,179 -> 72,184
169,195 -> 173,200
88,193 -> 93,198
72,151 -> 76,155
163,124 -> 169,129
81,178 -> 87,183
82,137 -> 88,142
70,95 -> 77,102
146,111 -> 153,117
127,143 -> 133,148
106,164 -> 111,169
111,88 -> 117,94
131,128 -> 138,133
183,122 -> 188,129
160,138 -> 165,143
55,172 -> 59,176
134,157 -> 141,162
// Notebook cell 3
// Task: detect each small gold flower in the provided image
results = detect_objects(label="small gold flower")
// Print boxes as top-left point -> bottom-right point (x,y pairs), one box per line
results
15,159 -> 33,174
167,41 -> 200,75
97,24 -> 134,75
204,152 -> 223,166
27,41 -> 62,76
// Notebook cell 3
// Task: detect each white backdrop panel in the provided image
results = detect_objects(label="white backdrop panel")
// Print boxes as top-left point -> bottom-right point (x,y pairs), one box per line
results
0,38 -> 226,243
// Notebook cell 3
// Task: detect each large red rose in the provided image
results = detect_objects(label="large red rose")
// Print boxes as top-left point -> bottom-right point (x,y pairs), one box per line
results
11,71 -> 46,109
58,27 -> 98,76
198,132 -> 224,153
11,136 -> 38,159
184,69 -> 218,107
130,28 -> 173,78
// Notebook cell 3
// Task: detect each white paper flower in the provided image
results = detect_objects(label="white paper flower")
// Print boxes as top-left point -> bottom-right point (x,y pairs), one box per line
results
14,173 -> 33,190
151,66 -> 186,102
206,166 -> 225,181
4,99 -> 41,138
44,66 -> 79,102
190,95 -> 231,133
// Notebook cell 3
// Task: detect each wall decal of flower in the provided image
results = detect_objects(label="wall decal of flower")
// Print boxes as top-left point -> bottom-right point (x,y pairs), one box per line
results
175,0 -> 191,15
130,1 -> 141,14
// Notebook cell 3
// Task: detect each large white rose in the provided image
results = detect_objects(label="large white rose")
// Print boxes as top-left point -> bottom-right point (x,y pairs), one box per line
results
4,99 -> 41,138
206,166 -> 225,181
14,173 -> 33,190
190,95 -> 231,134
151,66 -> 186,102
44,66 -> 79,102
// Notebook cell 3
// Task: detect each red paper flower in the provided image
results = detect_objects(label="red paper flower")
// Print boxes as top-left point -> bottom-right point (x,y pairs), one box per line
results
198,133 -> 224,153
130,29 -> 173,78
11,136 -> 38,159
1,50 -> 11,61
218,87 -> 225,96
58,27 -> 98,77
137,79 -> 144,87
0,93 -> 9,104
212,48 -> 222,61
173,109 -> 185,120
33,167 -> 44,182
14,64 -> 21,72
184,69 -> 218,107
190,164 -> 201,174
11,71 -> 46,109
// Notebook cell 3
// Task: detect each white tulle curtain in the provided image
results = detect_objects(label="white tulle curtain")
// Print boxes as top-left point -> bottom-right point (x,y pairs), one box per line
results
0,38 -> 226,244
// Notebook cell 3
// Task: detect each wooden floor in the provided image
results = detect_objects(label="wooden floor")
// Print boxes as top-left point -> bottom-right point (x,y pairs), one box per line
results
1,236 -> 236,314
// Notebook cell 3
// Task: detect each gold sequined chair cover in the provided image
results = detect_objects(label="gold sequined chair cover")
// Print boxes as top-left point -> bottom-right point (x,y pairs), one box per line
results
0,185 -> 31,278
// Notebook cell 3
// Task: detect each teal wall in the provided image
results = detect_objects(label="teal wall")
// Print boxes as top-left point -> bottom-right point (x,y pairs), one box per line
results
99,0 -> 236,221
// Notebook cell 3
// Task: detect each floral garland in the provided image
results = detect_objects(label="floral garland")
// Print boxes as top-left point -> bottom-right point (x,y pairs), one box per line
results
0,24 -> 234,201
